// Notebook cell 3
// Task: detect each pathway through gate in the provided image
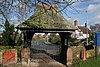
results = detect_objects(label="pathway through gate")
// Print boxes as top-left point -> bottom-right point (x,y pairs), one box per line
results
30,40 -> 67,67
31,40 -> 61,62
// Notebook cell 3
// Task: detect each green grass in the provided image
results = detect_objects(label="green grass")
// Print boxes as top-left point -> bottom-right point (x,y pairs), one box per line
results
73,57 -> 100,67
44,41 -> 51,45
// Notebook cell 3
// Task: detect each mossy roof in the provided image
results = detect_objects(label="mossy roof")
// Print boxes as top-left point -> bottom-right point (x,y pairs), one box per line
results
17,5 -> 76,30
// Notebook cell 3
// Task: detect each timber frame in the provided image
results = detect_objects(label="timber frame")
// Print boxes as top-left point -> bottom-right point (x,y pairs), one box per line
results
16,27 -> 76,65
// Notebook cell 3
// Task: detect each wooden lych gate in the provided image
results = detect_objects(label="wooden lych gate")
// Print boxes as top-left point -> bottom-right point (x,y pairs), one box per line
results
16,28 -> 75,65
16,4 -> 77,66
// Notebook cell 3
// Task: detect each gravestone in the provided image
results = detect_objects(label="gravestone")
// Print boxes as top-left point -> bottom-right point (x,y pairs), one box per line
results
67,48 -> 73,65
21,47 -> 30,66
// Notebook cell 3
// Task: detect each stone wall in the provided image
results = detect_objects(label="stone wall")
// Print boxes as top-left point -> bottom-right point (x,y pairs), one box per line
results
21,47 -> 30,66
67,46 -> 95,64
71,46 -> 85,61
67,48 -> 73,65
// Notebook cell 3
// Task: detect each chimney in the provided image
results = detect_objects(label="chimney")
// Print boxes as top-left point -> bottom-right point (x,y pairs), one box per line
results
74,20 -> 78,27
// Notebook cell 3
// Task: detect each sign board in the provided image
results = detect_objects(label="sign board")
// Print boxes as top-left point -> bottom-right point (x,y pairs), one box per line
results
1,49 -> 17,65
95,32 -> 100,46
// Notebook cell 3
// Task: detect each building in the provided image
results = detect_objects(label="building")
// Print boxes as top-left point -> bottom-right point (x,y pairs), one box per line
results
71,20 -> 92,39
16,4 -> 77,65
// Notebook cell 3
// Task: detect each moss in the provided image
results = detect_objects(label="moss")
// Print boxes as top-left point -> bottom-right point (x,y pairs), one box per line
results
17,5 -> 76,29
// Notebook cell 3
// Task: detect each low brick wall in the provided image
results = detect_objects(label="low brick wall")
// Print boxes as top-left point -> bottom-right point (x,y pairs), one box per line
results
86,49 -> 95,58
68,46 -> 95,63
71,46 -> 85,61
67,48 -> 73,65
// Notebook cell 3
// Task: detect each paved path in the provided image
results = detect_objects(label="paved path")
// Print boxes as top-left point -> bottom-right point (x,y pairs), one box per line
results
30,53 -> 66,67
31,40 -> 60,55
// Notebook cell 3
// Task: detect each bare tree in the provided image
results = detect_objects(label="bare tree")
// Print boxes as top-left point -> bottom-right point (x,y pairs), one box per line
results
0,0 -> 87,25
90,24 -> 100,32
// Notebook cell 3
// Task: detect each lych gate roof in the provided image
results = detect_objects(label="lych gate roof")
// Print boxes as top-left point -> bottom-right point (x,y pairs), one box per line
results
17,4 -> 76,30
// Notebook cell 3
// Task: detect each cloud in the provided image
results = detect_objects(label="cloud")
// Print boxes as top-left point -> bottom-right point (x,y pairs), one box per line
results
87,4 -> 100,15
66,0 -> 100,26
88,15 -> 100,25
93,0 -> 100,3
87,2 -> 100,26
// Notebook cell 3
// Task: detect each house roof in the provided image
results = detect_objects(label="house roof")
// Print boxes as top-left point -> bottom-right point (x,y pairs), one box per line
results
17,4 -> 77,30
78,26 -> 92,34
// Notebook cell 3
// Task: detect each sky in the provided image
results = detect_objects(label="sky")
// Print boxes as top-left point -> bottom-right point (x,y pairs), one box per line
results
63,0 -> 100,27
0,0 -> 100,31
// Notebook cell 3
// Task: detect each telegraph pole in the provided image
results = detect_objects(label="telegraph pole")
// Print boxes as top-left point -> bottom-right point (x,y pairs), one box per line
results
86,10 -> 89,45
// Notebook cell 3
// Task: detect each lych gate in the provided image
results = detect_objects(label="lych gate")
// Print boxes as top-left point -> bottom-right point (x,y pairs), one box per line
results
16,4 -> 77,66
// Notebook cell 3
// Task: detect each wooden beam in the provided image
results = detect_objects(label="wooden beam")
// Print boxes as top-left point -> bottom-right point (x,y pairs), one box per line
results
22,31 -> 34,48
59,33 -> 70,65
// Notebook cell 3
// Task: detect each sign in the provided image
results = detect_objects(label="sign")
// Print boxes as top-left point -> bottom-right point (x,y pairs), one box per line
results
2,49 -> 17,65
95,32 -> 100,46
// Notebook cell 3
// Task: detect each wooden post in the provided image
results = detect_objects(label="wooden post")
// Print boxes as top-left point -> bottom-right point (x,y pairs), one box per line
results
59,33 -> 70,65
45,33 -> 48,42
23,31 -> 34,48
22,31 -> 34,66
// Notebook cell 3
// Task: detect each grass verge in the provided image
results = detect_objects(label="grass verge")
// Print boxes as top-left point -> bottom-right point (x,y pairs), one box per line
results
73,56 -> 100,67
